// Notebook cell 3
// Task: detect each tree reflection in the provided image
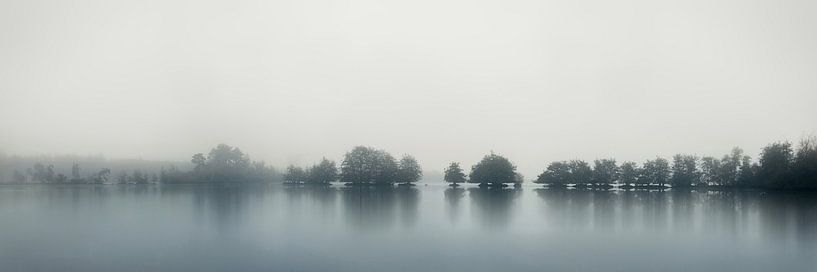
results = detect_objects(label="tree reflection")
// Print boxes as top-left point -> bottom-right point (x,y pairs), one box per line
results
395,187 -> 420,226
591,190 -> 615,231
444,187 -> 466,223
756,192 -> 817,251
468,187 -> 521,229
191,184 -> 265,232
338,186 -> 398,231
670,188 -> 694,233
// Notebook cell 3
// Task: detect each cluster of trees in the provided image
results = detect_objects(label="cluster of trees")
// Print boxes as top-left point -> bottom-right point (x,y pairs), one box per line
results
534,137 -> 817,190
535,159 -> 618,187
0,153 -> 177,184
337,146 -> 423,186
162,144 -> 280,183
4,138 -> 815,191
5,143 -> 278,184
283,158 -> 338,185
116,170 -> 157,184
443,153 -> 523,187
9,162 -> 115,184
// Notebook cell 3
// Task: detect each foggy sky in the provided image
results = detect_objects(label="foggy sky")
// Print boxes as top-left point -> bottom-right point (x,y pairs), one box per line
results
1,0 -> 816,177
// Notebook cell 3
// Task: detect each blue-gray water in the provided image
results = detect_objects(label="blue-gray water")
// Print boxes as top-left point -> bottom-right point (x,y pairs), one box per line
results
1,184 -> 816,272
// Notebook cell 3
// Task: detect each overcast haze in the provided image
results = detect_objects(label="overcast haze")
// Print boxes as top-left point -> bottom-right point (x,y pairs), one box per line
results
1,0 -> 816,177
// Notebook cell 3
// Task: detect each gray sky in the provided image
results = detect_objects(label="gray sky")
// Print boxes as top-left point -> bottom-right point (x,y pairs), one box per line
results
1,0 -> 816,177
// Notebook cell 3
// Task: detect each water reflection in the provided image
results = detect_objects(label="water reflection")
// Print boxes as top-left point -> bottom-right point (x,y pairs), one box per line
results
468,187 -> 522,229
337,186 -> 420,231
1,185 -> 816,271
282,184 -> 338,207
190,184 -> 265,232
530,188 -> 817,251
591,190 -> 615,230
756,192 -> 817,251
395,187 -> 419,226
444,187 -> 466,223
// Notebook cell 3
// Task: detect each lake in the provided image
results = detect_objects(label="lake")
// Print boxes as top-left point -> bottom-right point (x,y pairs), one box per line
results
1,183 -> 815,271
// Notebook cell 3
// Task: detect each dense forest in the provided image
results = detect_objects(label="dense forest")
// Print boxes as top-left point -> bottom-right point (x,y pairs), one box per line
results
2,137 -> 817,190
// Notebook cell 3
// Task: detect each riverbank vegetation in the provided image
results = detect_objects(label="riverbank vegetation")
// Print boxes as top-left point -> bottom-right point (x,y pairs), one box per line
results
535,137 -> 817,190
0,154 -> 175,184
337,146 -> 422,186
162,144 -> 279,183
283,158 -> 338,185
2,137 -> 816,191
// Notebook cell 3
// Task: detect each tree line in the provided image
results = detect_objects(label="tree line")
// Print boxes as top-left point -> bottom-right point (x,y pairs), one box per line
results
162,144 -> 279,183
531,137 -> 817,190
283,146 -> 423,186
4,144 -> 279,184
10,162 -> 160,185
8,163 -> 114,184
442,153 -> 524,187
4,137 -> 817,190
0,154 -> 179,184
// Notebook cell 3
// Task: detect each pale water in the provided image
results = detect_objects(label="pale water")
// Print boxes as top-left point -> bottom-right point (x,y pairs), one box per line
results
1,184 -> 815,271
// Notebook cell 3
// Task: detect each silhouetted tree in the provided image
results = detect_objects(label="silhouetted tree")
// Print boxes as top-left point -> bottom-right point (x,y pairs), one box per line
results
535,161 -> 571,186
591,159 -> 619,185
640,157 -> 669,187
469,153 -> 517,186
395,155 -> 422,185
307,158 -> 338,184
444,162 -> 467,185
717,147 -> 744,186
619,161 -> 639,186
191,153 -> 206,170
340,146 -> 399,185
758,142 -> 793,188
736,155 -> 756,187
670,154 -> 698,187
284,165 -> 308,184
94,168 -> 111,184
166,144 -> 278,183
568,160 -> 593,186
792,136 -> 817,189
203,144 -> 251,182
700,156 -> 721,186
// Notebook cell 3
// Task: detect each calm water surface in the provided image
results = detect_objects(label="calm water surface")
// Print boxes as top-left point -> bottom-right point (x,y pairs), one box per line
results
1,184 -> 816,271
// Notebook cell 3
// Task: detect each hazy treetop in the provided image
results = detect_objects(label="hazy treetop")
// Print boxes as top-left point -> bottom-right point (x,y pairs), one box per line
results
1,0 -> 816,177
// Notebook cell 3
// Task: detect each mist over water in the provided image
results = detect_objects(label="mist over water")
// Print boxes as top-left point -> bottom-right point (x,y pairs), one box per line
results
1,184 -> 815,272
2,1 -> 817,271
2,0 -> 817,176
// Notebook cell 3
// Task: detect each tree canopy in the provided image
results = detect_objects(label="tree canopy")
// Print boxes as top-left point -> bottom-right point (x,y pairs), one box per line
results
469,153 -> 517,185
396,155 -> 423,185
670,154 -> 699,187
444,162 -> 467,185
308,158 -> 339,184
340,146 -> 399,185
161,143 -> 279,183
